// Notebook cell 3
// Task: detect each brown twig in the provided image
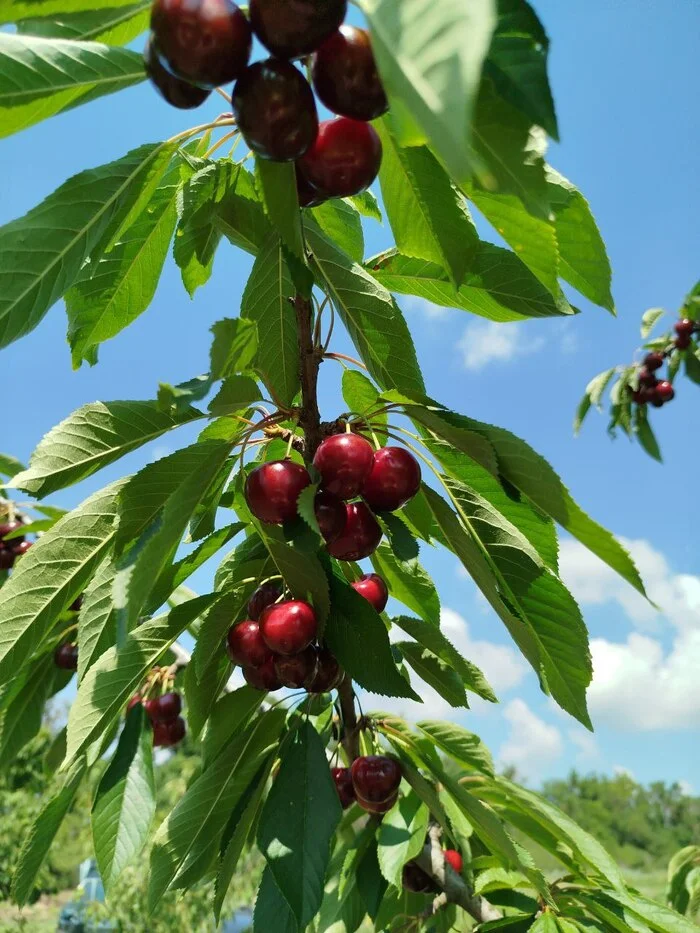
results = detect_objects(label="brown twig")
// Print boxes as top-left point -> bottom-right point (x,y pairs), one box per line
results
294,294 -> 325,458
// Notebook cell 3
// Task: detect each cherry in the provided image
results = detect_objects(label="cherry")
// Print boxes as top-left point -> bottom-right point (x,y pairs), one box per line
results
362,447 -> 421,513
402,862 -> 436,894
351,755 -> 402,804
227,620 -> 272,667
297,118 -> 382,198
69,596 -> 83,612
245,460 -> 311,524
243,656 -> 283,691
356,791 -> 398,815
313,433 -> 375,500
144,698 -> 160,722
12,541 -> 33,560
150,0 -> 252,89
312,26 -> 388,122
248,581 -> 283,621
444,850 -> 463,874
259,600 -> 317,655
144,36 -> 211,109
327,502 -> 382,561
54,643 -> 78,671
233,60 -> 318,162
331,767 -> 356,809
154,716 -> 186,747
643,352 -> 665,372
314,490 -> 346,543
675,319 -> 695,338
274,645 -> 318,688
352,573 -> 388,613
0,521 -> 24,546
0,550 -> 15,571
249,0 -> 347,60
675,333 -> 692,350
150,692 -> 183,724
637,368 -> 658,389
296,167 -> 326,208
655,381 -> 675,403
304,647 -> 342,692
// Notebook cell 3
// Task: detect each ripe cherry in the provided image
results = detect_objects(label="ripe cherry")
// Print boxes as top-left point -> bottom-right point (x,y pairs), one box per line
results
150,0 -> 252,88
296,167 -> 326,208
313,433 -> 375,500
233,60 -> 318,162
0,521 -> 24,546
332,767 -> 356,809
150,692 -> 182,723
356,791 -> 398,815
327,502 -> 382,561
12,541 -> 33,560
154,716 -> 186,747
675,334 -> 692,350
70,596 -> 83,612
54,643 -> 78,671
643,351 -> 665,372
227,620 -> 272,667
274,646 -> 318,688
314,490 -> 346,543
637,368 -> 658,388
655,381 -> 675,403
362,447 -> 421,513
312,26 -> 388,122
144,36 -> 211,109
444,850 -> 463,874
243,656 -> 283,691
259,600 -> 317,655
351,755 -> 402,804
352,573 -> 388,613
248,581 -> 283,621
402,862 -> 436,894
0,550 -> 15,571
304,647 -> 342,692
675,319 -> 695,338
249,0 -> 347,60
245,460 -> 311,524
298,118 -> 382,198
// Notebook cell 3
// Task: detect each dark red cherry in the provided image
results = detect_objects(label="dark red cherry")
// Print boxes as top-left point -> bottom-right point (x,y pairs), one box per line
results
245,460 -> 311,524
332,767 -> 356,809
362,447 -> 421,513
327,502 -> 382,561
249,0 -> 347,60
227,620 -> 272,667
351,755 -> 402,803
0,521 -> 24,546
298,118 -> 382,198
54,643 -> 78,671
243,656 -> 283,691
144,698 -> 160,722
0,550 -> 14,570
150,692 -> 182,724
69,595 -> 83,612
153,721 -> 171,747
296,167 -> 326,208
356,791 -> 398,815
675,319 -> 695,338
233,59 -> 318,162
151,0 -> 252,88
655,381 -> 675,403
637,368 -> 658,389
259,600 -> 317,655
403,862 -> 436,894
304,647 -> 342,692
313,433 -> 375,500
675,334 -> 692,350
144,35 -> 211,109
247,581 -> 283,621
274,646 -> 318,688
312,26 -> 388,122
352,573 -> 388,613
643,352 -> 665,372
444,850 -> 463,874
314,491 -> 346,543
11,541 -> 32,560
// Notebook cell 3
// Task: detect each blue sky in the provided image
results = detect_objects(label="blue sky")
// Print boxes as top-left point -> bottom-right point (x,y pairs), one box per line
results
1,1 -> 699,789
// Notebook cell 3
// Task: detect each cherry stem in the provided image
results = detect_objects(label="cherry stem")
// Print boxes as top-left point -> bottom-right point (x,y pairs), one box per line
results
204,129 -> 239,159
324,352 -> 367,370
321,299 -> 336,355
169,116 -> 236,147
214,86 -> 233,103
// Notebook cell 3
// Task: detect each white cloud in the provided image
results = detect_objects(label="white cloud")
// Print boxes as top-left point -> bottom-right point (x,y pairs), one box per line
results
568,728 -> 601,765
499,699 -> 564,779
402,296 -> 450,321
458,321 -> 545,371
679,780 -> 694,797
614,765 -> 635,779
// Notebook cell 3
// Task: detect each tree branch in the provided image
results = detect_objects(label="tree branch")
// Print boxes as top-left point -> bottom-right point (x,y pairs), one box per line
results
294,294 -> 324,458
338,676 -> 360,761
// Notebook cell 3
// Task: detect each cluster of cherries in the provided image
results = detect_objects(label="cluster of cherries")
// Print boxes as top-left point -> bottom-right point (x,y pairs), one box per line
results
245,433 -> 422,562
0,520 -> 32,570
632,320 -> 698,408
129,687 -> 187,748
146,0 -> 388,203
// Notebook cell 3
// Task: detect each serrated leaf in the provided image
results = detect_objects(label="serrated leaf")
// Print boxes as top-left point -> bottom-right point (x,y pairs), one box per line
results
368,246 -> 573,322
14,399 -> 200,498
209,317 -> 258,380
65,595 -> 216,767
258,720 -> 342,928
214,165 -> 272,256
529,915 -> 559,933
342,369 -> 386,429
184,651 -> 230,740
254,866 -> 299,933
684,350 -> 700,386
371,542 -> 440,623
416,720 -> 494,775
0,142 -> 174,350
360,0 -> 496,185
349,189 -> 382,222
208,375 -> 263,415
313,198 -> 364,264
254,522 -> 330,626
0,452 -> 26,477
194,586 -> 265,681
0,481 -> 122,687
0,653 -> 55,767
77,554 -> 117,682
376,791 -> 429,889
395,641 -> 468,708
241,232 -> 300,408
640,307 -> 665,339
255,157 -> 304,260
297,483 -> 322,537
377,120 -> 478,286
17,3 -> 150,45
0,32 -> 145,139
92,705 -> 155,891
633,407 -> 662,463
1,0 -> 139,19
574,368 -> 617,434
149,710 -> 285,909
202,686 -> 265,767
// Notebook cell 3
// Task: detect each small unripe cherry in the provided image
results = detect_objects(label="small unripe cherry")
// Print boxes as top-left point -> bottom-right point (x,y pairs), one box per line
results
327,502 -> 382,561
274,646 -> 318,688
245,460 -> 311,524
313,433 -> 375,500
331,767 -> 356,809
227,620 -> 271,667
444,850 -> 463,874
362,447 -> 422,513
259,600 -> 317,655
243,656 -> 283,691
352,574 -> 389,613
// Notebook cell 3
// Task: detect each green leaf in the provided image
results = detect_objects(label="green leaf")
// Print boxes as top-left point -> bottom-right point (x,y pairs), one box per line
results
416,720 -> 494,775
12,757 -> 86,906
184,651 -> 230,741
393,614 -> 496,702
194,587 -> 266,681
574,368 -> 617,434
371,542 -> 440,623
684,349 -> 700,386
376,121 -> 478,286
395,641 -> 468,708
14,399 -> 200,498
607,891 -> 700,933
0,481 -> 122,687
241,232 -> 300,408
77,554 -> 117,682
296,483 -> 322,538
0,32 -> 145,139
324,565 -> 419,700
214,164 -> 272,256
0,142 -> 174,350
254,867 -> 299,933
376,791 -> 429,888
255,157 -> 304,260
349,190 -> 382,223
360,0 -> 497,185
1,0 -> 139,19
529,915 -> 559,933
149,711 -> 285,909
209,317 -> 259,380
65,595 -> 217,767
92,705 -> 155,891
368,246 -> 573,322
17,3 -> 150,45
254,522 -> 330,626
202,686 -> 265,767
641,307 -> 665,339
0,452 -> 26,477
306,224 -> 425,396
0,653 -> 56,767
312,198 -> 365,264
258,720 -> 342,927
633,407 -> 662,463
208,375 -> 263,415
342,370 -> 385,429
